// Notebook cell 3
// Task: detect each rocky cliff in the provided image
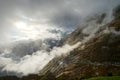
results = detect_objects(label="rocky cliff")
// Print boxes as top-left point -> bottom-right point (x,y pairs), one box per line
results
0,5 -> 120,80
39,5 -> 120,80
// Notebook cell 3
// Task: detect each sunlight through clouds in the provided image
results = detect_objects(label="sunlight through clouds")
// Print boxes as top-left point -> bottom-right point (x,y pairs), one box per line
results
11,19 -> 63,41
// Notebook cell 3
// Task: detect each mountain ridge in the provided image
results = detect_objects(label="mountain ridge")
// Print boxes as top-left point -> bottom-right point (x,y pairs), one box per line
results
0,5 -> 120,80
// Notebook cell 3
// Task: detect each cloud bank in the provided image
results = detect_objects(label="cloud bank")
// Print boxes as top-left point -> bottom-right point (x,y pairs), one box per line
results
0,0 -> 120,43
0,42 -> 80,76
0,0 -> 120,76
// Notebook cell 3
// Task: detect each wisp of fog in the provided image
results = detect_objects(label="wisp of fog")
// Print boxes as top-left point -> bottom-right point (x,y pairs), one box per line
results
0,0 -> 120,76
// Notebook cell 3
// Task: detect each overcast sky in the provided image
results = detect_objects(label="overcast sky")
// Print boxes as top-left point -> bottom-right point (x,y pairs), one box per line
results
0,0 -> 120,44
0,0 -> 120,75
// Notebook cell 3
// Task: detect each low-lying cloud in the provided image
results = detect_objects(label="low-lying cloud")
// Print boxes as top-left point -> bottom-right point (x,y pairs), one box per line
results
0,0 -> 120,76
0,0 -> 120,43
0,42 -> 80,76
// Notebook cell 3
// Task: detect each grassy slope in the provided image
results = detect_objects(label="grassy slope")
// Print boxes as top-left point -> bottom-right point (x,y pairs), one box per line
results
88,76 -> 120,80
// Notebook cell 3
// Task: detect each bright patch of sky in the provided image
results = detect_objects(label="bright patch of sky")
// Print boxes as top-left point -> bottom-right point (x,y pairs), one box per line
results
9,16 -> 64,42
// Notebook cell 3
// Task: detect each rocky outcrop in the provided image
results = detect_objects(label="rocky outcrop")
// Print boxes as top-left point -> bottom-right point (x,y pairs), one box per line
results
0,5 -> 120,80
39,5 -> 120,79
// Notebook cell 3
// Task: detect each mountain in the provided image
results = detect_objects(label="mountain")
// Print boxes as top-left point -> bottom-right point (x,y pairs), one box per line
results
39,5 -> 120,80
0,5 -> 120,80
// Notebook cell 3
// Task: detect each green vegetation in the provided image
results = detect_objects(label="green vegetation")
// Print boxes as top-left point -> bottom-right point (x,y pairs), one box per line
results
87,76 -> 120,80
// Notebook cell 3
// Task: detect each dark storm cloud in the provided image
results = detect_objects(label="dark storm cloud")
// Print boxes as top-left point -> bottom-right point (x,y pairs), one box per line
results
1,0 -> 120,25
9,0 -> 120,28
0,0 -> 119,22
0,0 -> 120,75
0,0 -> 120,44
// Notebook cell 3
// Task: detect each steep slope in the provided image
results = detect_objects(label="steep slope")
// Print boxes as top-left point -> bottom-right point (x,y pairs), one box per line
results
62,13 -> 106,45
40,6 -> 120,79
0,5 -> 120,80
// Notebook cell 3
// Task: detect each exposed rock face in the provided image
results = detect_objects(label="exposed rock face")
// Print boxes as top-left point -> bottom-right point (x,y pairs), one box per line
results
40,33 -> 120,79
0,5 -> 120,80
40,5 -> 120,79
108,5 -> 120,31
62,13 -> 107,46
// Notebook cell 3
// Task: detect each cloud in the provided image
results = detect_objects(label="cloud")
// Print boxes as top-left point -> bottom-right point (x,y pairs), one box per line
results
0,0 -> 120,43
0,42 -> 80,76
0,0 -> 120,76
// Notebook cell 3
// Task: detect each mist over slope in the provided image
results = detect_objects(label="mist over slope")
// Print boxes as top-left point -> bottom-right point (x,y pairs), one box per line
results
39,5 -> 120,80
0,0 -> 120,79
0,4 -> 119,80
0,31 -> 80,76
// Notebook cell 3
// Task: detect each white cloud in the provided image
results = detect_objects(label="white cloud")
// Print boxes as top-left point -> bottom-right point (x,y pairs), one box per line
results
0,42 -> 80,75
0,0 -> 120,44
0,0 -> 120,76
12,22 -> 63,41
